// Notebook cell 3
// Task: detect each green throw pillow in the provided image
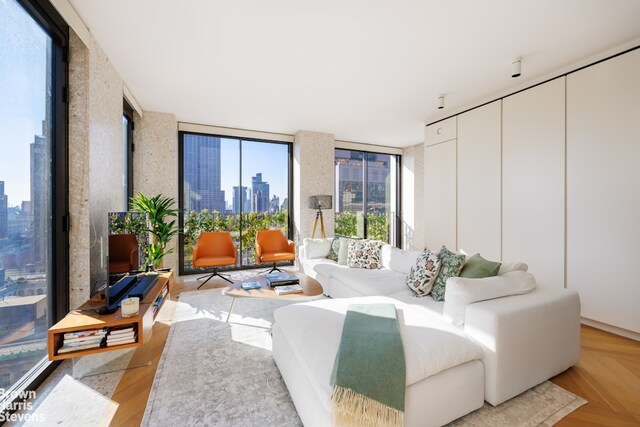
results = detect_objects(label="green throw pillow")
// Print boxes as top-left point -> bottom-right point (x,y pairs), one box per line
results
460,254 -> 501,278
430,246 -> 465,302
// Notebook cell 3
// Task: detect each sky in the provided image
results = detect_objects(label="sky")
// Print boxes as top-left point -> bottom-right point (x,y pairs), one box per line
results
219,137 -> 289,207
0,0 -> 49,207
0,0 -> 290,210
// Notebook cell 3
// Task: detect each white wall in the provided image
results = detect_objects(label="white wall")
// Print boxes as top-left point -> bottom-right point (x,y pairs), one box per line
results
401,143 -> 425,250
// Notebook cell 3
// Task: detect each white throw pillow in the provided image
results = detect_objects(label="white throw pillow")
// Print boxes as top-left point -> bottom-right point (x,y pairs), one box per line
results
498,261 -> 529,275
443,270 -> 537,327
303,238 -> 332,259
381,245 -> 422,274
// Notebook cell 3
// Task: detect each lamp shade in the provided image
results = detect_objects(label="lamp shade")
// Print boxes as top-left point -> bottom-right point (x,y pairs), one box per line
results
308,195 -> 332,210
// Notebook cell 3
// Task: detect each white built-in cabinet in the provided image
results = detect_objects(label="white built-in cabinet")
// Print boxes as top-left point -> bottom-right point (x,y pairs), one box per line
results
424,127 -> 457,251
423,48 -> 640,335
502,78 -> 566,290
566,49 -> 640,333
457,101 -> 502,261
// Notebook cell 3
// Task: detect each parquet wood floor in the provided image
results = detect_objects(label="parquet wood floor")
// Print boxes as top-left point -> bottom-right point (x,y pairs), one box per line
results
108,277 -> 640,426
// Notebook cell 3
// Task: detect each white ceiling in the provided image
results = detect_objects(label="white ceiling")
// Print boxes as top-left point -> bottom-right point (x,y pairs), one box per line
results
68,0 -> 640,148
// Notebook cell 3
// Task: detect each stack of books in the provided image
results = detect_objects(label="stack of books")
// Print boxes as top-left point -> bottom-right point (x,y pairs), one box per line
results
106,326 -> 137,347
265,273 -> 300,287
58,328 -> 107,354
241,281 -> 262,290
274,284 -> 304,295
152,284 -> 169,315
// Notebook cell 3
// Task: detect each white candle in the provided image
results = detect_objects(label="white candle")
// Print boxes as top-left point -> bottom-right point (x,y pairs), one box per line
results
121,297 -> 139,317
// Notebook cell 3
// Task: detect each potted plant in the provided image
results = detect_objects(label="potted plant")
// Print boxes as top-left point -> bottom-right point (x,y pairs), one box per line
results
130,193 -> 179,270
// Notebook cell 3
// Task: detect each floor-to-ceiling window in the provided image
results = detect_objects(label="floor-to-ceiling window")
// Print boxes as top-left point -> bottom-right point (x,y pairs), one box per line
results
0,0 -> 68,411
178,132 -> 292,274
334,149 -> 400,245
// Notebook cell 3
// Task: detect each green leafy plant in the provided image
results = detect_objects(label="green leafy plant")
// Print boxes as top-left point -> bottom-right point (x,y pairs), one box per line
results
335,211 -> 389,242
335,211 -> 359,237
130,193 -> 179,269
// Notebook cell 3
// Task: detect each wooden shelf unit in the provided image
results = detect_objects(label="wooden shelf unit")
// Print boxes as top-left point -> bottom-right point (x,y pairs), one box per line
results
48,271 -> 173,361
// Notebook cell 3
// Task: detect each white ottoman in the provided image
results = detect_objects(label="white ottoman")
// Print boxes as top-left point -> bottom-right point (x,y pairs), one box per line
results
272,296 -> 486,427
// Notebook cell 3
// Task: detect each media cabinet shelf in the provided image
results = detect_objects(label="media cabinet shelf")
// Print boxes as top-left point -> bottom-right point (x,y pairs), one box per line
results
48,271 -> 173,361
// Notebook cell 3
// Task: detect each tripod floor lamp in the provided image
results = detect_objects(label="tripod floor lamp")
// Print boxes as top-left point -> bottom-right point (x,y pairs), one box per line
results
309,195 -> 332,239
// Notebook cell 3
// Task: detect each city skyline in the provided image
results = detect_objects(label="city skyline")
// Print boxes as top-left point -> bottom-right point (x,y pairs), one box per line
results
0,1 -> 49,207
184,135 -> 290,213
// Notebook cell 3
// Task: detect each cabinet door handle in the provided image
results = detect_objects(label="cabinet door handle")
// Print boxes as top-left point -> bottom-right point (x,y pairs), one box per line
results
436,127 -> 442,134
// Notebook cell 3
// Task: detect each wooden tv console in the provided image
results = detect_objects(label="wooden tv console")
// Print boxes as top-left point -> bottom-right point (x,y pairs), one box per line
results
47,271 -> 173,361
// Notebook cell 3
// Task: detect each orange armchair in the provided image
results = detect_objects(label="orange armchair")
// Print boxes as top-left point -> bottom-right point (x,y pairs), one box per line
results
255,229 -> 295,274
108,234 -> 139,274
193,231 -> 237,289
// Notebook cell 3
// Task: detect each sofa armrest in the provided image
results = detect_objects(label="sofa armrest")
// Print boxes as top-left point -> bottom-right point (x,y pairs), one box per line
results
464,288 -> 580,405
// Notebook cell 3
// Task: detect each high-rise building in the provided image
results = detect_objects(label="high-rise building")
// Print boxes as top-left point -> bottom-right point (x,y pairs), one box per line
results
30,134 -> 48,266
251,173 -> 270,213
183,135 -> 226,213
0,181 -> 7,238
269,195 -> 280,213
232,186 -> 251,214
334,151 -> 390,213
280,197 -> 289,212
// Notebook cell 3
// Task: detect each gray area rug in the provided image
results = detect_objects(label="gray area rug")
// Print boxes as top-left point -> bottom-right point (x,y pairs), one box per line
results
143,288 -> 586,426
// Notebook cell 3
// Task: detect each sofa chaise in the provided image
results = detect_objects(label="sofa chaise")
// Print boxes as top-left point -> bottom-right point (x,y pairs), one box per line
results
272,238 -> 581,425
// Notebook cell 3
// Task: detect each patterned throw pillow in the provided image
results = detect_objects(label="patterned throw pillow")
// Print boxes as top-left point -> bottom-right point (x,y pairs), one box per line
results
430,246 -> 466,302
347,239 -> 383,269
327,236 -> 341,262
406,248 -> 441,297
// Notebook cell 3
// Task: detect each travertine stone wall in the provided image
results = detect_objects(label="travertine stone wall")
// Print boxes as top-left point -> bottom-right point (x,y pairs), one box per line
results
68,30 -> 125,308
293,131 -> 335,249
132,111 -> 178,272
401,143 -> 425,251
68,31 -> 90,310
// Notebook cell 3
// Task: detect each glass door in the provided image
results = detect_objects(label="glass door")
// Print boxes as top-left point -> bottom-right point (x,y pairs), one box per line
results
335,149 -> 399,244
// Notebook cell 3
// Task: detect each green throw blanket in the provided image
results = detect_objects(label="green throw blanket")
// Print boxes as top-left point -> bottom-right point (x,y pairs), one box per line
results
330,303 -> 406,427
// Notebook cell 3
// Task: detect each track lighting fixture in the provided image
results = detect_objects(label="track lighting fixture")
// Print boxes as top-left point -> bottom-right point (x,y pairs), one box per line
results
512,57 -> 522,78
437,95 -> 445,110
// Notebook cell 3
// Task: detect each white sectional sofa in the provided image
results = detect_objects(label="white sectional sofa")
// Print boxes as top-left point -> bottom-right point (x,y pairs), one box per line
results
273,238 -> 581,425
299,239 -> 421,298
